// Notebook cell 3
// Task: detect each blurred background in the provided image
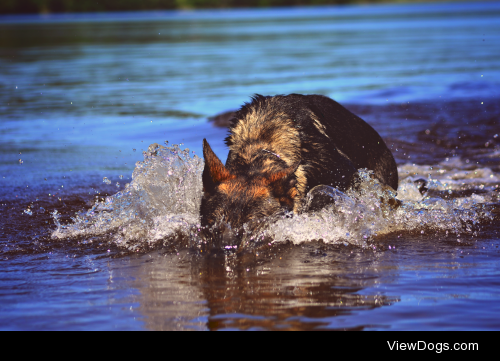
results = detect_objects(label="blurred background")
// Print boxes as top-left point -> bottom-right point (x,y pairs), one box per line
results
2,0 -> 498,197
0,0 -> 465,14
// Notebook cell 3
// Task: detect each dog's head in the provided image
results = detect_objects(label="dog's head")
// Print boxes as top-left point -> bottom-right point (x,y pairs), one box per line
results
200,139 -> 298,232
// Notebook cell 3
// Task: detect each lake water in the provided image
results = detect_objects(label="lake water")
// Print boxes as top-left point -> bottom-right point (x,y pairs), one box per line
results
1,1 -> 500,331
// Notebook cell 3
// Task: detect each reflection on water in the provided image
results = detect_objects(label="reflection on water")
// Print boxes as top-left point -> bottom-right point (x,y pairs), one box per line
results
121,244 -> 399,331
194,246 -> 398,331
114,232 -> 500,330
118,252 -> 207,331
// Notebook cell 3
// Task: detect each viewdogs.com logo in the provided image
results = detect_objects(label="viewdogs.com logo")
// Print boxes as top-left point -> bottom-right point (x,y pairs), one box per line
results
388,341 -> 478,353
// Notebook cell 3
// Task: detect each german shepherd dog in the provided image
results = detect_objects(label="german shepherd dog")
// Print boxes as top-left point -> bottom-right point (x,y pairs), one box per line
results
201,94 -> 398,232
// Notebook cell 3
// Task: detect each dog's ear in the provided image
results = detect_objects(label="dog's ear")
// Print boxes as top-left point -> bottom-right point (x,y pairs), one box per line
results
202,139 -> 234,194
265,163 -> 300,207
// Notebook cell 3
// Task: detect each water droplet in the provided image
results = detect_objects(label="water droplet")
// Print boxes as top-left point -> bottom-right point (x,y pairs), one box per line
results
18,159 -> 23,164
116,182 -> 120,188
103,177 -> 111,185
119,175 -> 123,179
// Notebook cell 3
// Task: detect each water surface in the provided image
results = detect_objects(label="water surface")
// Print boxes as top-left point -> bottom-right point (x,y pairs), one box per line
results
1,1 -> 500,330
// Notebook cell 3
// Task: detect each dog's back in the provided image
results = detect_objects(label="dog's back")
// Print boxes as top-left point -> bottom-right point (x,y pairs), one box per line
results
201,94 -> 398,229
224,94 -> 397,207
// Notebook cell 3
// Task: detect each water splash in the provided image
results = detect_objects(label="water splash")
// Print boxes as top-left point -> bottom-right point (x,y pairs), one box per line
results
51,144 -> 498,252
52,142 -> 204,251
260,169 -> 495,247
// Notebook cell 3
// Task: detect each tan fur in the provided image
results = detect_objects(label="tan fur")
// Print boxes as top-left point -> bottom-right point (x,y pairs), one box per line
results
226,99 -> 313,213
293,165 -> 308,213
251,186 -> 270,199
219,180 -> 270,200
204,139 -> 235,184
228,99 -> 301,168
218,182 -> 236,194
310,111 -> 329,139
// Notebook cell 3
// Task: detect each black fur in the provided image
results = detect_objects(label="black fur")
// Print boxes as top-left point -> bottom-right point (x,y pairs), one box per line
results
201,94 -> 398,230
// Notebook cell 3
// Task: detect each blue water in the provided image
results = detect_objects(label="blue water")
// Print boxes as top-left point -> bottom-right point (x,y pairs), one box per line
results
1,1 -> 500,330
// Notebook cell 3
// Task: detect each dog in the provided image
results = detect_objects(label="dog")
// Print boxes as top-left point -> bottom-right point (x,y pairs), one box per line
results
201,94 -> 398,231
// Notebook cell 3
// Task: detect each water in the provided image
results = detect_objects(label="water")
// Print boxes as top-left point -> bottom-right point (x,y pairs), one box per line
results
1,1 -> 500,330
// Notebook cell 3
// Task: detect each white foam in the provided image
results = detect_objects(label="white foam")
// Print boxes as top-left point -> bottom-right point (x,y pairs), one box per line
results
52,143 -> 203,250
398,159 -> 500,191
52,148 -> 497,250
262,169 -> 493,246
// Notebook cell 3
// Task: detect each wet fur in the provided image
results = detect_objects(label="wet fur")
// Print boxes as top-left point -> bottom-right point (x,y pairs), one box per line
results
201,94 -> 398,230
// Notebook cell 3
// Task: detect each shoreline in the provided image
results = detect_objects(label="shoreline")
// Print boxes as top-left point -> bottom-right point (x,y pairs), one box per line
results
0,0 -> 484,16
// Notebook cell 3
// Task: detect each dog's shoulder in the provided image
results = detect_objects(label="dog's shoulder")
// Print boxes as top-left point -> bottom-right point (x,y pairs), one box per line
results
224,95 -> 304,169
